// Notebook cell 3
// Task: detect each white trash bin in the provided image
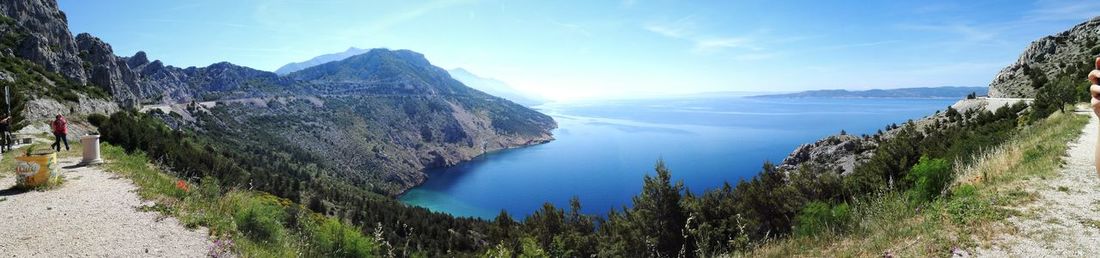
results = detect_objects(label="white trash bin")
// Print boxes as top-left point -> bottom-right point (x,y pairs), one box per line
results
80,134 -> 103,165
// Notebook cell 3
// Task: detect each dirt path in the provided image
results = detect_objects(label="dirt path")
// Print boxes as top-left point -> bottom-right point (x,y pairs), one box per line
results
976,110 -> 1100,257
0,157 -> 210,257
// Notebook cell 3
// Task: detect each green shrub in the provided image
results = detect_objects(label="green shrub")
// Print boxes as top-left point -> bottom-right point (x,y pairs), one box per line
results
59,90 -> 80,103
234,199 -> 286,245
87,113 -> 108,128
793,201 -> 851,236
307,218 -> 378,257
952,184 -> 977,198
24,144 -> 36,156
194,176 -> 222,201
519,237 -> 549,257
946,184 -> 996,225
905,156 -> 952,203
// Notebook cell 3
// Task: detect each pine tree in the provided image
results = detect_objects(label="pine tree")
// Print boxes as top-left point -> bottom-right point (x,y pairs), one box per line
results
524,203 -> 564,249
631,159 -> 689,256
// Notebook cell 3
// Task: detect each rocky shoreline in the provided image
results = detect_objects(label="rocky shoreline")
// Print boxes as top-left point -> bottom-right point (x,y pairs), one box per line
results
776,97 -> 1030,176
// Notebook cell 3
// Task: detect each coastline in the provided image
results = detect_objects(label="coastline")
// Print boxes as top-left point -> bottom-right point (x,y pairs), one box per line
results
776,97 -> 1031,175
394,97 -> 961,218
394,129 -> 557,198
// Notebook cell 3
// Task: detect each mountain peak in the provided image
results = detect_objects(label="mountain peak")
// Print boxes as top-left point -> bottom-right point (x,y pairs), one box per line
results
127,51 -> 149,68
288,48 -> 441,85
274,47 -> 372,75
447,67 -> 546,106
449,67 -> 472,75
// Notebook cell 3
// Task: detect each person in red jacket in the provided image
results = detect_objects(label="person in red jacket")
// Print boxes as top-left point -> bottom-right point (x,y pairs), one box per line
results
50,114 -> 69,152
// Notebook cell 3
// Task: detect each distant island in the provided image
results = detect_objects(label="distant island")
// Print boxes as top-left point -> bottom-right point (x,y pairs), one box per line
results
749,86 -> 988,99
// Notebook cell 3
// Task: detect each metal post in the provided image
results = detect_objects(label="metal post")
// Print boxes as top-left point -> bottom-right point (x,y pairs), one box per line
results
4,86 -> 9,150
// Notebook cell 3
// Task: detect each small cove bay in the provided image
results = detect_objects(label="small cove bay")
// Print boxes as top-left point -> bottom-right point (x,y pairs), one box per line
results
399,96 -> 961,219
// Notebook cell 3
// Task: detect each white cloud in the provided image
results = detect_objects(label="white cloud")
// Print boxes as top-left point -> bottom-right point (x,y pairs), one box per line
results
812,40 -> 902,51
367,0 -> 479,32
693,37 -> 756,52
894,0 -> 1100,51
643,14 -> 700,38
1025,0 -> 1100,22
908,61 -> 1007,75
897,23 -> 999,43
733,52 -> 779,61
144,18 -> 275,32
643,23 -> 691,39
644,16 -> 767,54
551,19 -> 593,37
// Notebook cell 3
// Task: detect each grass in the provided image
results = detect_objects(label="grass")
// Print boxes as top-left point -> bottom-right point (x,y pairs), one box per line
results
1081,219 -> 1100,229
747,108 -> 1089,257
100,144 -> 383,257
0,145 -> 17,180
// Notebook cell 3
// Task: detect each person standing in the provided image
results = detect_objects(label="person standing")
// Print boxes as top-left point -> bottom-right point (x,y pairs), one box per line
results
50,114 -> 68,152
0,113 -> 10,152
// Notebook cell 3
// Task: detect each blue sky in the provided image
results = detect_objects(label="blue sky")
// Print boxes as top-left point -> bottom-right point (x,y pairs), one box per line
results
58,0 -> 1100,100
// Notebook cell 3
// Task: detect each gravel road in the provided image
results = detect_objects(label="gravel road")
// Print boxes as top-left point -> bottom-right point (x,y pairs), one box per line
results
0,157 -> 210,257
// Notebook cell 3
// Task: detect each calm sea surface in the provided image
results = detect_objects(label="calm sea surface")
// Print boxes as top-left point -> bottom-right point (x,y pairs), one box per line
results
399,97 -> 959,219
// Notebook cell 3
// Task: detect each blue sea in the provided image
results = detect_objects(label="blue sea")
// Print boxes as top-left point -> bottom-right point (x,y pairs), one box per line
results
399,96 -> 959,219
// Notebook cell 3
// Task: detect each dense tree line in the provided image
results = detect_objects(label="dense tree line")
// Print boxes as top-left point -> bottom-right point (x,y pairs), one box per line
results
1030,61 -> 1092,120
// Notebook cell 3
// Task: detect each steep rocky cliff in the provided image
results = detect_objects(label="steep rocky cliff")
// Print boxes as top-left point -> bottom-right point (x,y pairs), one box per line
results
75,33 -> 142,103
989,16 -> 1100,98
0,0 -> 288,106
0,0 -> 85,85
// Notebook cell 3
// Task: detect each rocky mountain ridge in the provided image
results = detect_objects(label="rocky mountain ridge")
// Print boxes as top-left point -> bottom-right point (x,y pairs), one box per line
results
274,48 -> 548,106
274,47 -> 368,75
988,16 -> 1100,98
0,0 -> 557,196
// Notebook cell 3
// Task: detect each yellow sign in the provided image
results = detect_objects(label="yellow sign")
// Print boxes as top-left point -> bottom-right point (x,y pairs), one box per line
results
14,153 -> 58,188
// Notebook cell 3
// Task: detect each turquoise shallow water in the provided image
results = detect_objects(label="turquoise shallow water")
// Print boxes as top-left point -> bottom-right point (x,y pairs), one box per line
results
400,97 -> 960,219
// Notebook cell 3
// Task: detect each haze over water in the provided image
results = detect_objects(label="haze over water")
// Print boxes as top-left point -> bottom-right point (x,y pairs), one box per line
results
400,96 -> 960,219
